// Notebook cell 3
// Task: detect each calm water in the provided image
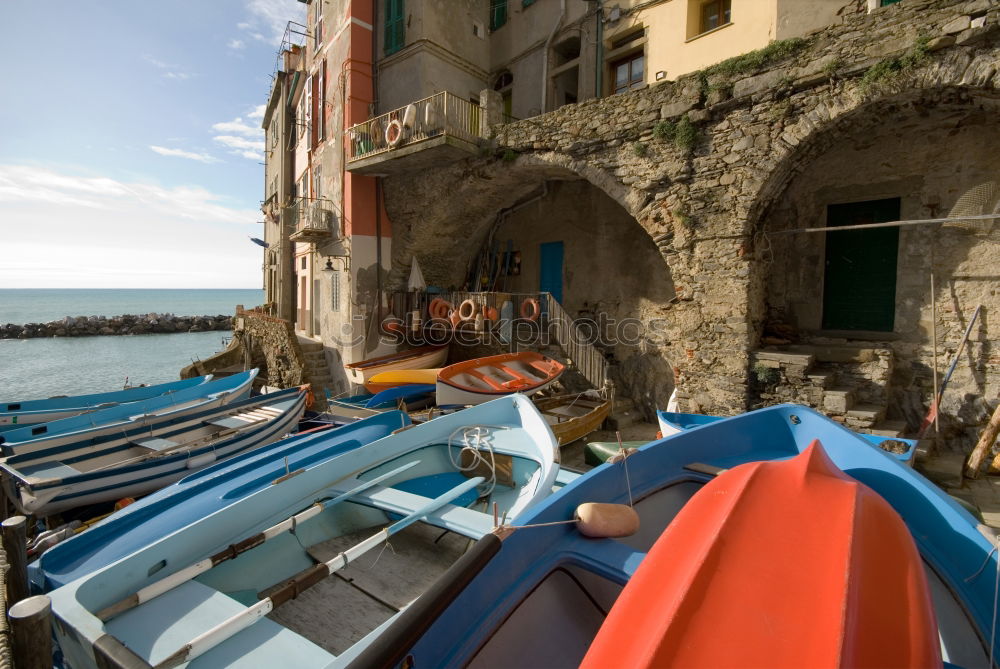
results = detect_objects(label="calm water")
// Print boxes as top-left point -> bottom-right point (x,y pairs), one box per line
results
0,289 -> 263,399
0,289 -> 262,325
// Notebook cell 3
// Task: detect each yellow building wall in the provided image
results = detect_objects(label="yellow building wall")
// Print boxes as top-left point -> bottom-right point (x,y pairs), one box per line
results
608,0 -> 777,84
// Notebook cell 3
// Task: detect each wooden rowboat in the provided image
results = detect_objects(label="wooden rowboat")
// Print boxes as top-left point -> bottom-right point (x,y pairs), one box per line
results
437,352 -> 565,406
344,346 -> 447,388
581,441 -> 940,668
532,394 -> 611,445
351,403 -> 995,669
365,368 -> 440,394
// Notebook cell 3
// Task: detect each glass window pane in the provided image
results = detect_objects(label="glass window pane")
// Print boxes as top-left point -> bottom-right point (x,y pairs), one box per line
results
615,63 -> 628,87
631,55 -> 644,84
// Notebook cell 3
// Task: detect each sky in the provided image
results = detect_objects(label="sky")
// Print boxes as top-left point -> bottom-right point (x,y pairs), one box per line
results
0,0 -> 306,288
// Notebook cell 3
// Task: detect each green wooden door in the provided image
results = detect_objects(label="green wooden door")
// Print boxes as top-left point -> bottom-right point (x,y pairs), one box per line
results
822,198 -> 900,332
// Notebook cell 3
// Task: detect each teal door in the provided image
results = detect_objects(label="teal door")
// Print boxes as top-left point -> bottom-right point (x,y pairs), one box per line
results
539,241 -> 564,303
822,198 -> 900,332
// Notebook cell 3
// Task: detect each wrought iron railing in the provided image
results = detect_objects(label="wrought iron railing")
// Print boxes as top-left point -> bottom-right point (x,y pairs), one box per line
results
388,291 -> 610,390
345,91 -> 484,162
284,199 -> 338,239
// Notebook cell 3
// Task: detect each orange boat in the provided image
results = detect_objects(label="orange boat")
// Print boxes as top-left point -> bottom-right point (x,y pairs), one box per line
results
581,440 -> 941,669
436,352 -> 565,406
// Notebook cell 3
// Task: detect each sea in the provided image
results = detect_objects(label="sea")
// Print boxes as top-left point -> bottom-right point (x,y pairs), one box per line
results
0,289 -> 263,400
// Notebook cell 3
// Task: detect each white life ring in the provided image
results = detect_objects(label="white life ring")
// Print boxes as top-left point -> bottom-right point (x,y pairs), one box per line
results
458,299 -> 477,322
385,119 -> 404,148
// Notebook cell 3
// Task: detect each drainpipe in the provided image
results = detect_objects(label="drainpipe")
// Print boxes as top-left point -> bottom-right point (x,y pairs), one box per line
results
594,0 -> 603,98
541,0 -> 567,113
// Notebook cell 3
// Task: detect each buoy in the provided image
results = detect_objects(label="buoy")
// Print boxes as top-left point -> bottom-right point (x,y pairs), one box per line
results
448,310 -> 461,328
474,313 -> 484,332
114,497 -> 136,511
458,299 -> 477,322
608,447 -> 639,464
402,103 -> 417,128
385,118 -> 404,148
575,503 -> 640,538
486,306 -> 499,321
520,297 -> 540,322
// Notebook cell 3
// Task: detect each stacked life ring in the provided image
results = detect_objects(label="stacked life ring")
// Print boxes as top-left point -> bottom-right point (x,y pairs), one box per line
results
520,297 -> 540,322
385,118 -> 404,148
428,298 -> 454,320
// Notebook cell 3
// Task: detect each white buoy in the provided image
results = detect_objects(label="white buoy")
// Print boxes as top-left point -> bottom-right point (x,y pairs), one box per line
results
575,503 -> 640,538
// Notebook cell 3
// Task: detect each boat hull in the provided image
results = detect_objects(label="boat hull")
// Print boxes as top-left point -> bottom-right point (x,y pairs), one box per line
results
436,353 -> 565,406
533,395 -> 611,445
344,347 -> 447,386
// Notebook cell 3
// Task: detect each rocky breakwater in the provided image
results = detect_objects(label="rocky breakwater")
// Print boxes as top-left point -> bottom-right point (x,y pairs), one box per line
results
1,313 -> 234,339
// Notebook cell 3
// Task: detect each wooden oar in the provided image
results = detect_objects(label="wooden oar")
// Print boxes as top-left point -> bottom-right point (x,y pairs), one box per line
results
152,475 -> 485,669
96,459 -> 422,622
917,304 -> 981,438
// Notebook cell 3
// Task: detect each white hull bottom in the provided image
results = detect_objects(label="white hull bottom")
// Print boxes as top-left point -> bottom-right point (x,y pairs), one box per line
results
436,378 -> 556,406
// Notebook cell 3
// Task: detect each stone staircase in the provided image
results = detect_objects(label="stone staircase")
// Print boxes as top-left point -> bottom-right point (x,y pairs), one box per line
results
298,338 -> 334,410
752,344 -> 907,437
606,396 -> 643,432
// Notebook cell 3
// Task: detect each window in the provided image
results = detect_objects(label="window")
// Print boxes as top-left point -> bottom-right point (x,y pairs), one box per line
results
270,118 -> 278,148
297,96 -> 305,139
314,6 -> 324,50
490,0 -> 507,31
301,256 -> 307,270
385,0 -> 405,56
305,75 -> 313,148
699,0 -> 731,33
317,60 -> 326,143
880,0 -> 902,5
494,71 -> 513,120
312,165 -> 323,202
612,53 -> 644,94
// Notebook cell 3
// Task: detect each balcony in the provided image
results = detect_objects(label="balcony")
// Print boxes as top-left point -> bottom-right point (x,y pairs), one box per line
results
345,92 -> 487,176
286,200 -> 338,243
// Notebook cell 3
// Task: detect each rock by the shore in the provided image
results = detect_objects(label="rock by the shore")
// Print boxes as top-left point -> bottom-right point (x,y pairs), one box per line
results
0,313 -> 234,339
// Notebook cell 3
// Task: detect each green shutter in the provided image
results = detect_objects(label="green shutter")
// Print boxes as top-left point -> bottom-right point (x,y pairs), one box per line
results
490,0 -> 507,31
385,0 -> 404,56
880,0 -> 902,5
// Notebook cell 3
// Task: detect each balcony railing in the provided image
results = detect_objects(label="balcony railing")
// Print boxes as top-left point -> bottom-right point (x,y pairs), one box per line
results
345,91 -> 484,163
286,199 -> 337,243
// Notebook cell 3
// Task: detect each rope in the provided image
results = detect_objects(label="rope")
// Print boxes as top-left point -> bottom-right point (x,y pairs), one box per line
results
506,518 -> 579,529
0,542 -> 11,669
447,425 -> 508,498
616,431 -> 634,508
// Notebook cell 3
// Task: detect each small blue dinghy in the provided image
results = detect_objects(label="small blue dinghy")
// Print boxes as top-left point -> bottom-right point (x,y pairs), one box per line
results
0,385 -> 307,517
47,394 -> 560,668
0,375 -> 213,432
31,410 -> 412,591
352,404 -> 996,669
0,370 -> 257,456
657,409 -> 918,465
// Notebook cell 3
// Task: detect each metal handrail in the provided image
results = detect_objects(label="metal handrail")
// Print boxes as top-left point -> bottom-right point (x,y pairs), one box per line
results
345,91 -> 483,161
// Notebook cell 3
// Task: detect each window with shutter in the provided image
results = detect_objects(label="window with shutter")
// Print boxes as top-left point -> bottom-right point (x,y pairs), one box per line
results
385,0 -> 405,56
490,0 -> 507,30
318,60 -> 326,142
305,75 -> 313,149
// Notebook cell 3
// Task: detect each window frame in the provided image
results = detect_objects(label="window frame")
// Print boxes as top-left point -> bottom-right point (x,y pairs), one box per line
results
385,0 -> 405,56
490,0 -> 508,31
611,52 -> 645,95
698,0 -> 731,35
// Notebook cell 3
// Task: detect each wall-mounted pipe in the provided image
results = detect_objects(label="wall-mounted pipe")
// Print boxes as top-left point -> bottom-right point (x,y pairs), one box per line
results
541,0 -> 567,113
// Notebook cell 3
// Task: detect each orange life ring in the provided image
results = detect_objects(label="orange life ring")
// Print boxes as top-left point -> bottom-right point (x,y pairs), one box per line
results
385,119 -> 403,148
520,297 -> 540,322
428,298 -> 452,320
458,299 -> 477,322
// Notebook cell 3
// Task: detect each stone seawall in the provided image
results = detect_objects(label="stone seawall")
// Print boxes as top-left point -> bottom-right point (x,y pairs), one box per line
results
0,314 -> 234,339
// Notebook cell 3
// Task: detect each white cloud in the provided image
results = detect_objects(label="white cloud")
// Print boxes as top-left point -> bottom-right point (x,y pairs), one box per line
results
247,104 -> 267,120
150,146 -> 218,163
142,54 -> 194,81
0,166 -> 263,288
213,134 -> 265,161
239,0 -> 306,45
228,39 -> 245,50
211,118 -> 261,136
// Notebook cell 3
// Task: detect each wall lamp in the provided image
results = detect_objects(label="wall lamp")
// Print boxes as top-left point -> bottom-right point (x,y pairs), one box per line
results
322,256 -> 350,272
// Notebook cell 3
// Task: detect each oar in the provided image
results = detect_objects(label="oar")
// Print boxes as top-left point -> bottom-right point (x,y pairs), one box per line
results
152,475 -> 485,669
96,459 -> 422,622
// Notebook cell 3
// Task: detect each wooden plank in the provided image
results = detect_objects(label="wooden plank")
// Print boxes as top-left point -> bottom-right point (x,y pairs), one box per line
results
9,595 -> 52,669
970,403 -> 1000,478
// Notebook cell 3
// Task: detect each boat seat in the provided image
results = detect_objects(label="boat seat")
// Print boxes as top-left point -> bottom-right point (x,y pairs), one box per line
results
466,370 -> 506,391
497,365 -> 530,381
205,415 -> 265,431
132,437 -> 181,453
391,473 -> 481,509
18,461 -> 81,484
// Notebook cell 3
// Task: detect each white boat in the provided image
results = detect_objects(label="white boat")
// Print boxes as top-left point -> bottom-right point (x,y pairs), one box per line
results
343,346 -> 448,388
47,394 -> 560,668
0,386 -> 307,517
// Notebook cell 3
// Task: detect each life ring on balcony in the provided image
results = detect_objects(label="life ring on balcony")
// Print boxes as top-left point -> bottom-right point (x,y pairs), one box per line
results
428,298 -> 453,320
457,299 -> 477,322
385,119 -> 404,148
520,297 -> 540,322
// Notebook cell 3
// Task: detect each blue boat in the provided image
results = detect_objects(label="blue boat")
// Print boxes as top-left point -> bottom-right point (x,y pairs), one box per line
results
351,404 -> 995,669
31,410 -> 412,592
46,394 -> 560,668
0,385 -> 307,517
657,409 -> 919,465
0,370 -> 257,456
0,375 -> 213,432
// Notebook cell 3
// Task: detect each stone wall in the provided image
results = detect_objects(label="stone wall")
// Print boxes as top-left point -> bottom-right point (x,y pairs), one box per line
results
383,0 -> 1000,425
235,306 -> 308,389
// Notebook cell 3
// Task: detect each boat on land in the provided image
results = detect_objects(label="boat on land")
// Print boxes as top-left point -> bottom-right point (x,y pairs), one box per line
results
344,346 -> 447,389
657,408 -> 919,465
365,368 -> 440,393
0,375 -> 213,432
532,393 -> 612,445
46,394 -> 561,668
351,404 -> 996,669
436,352 -> 565,406
31,410 -> 413,592
584,439 -> 649,465
581,442 -> 939,668
0,370 -> 257,456
322,385 -> 437,422
0,386 -> 307,517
